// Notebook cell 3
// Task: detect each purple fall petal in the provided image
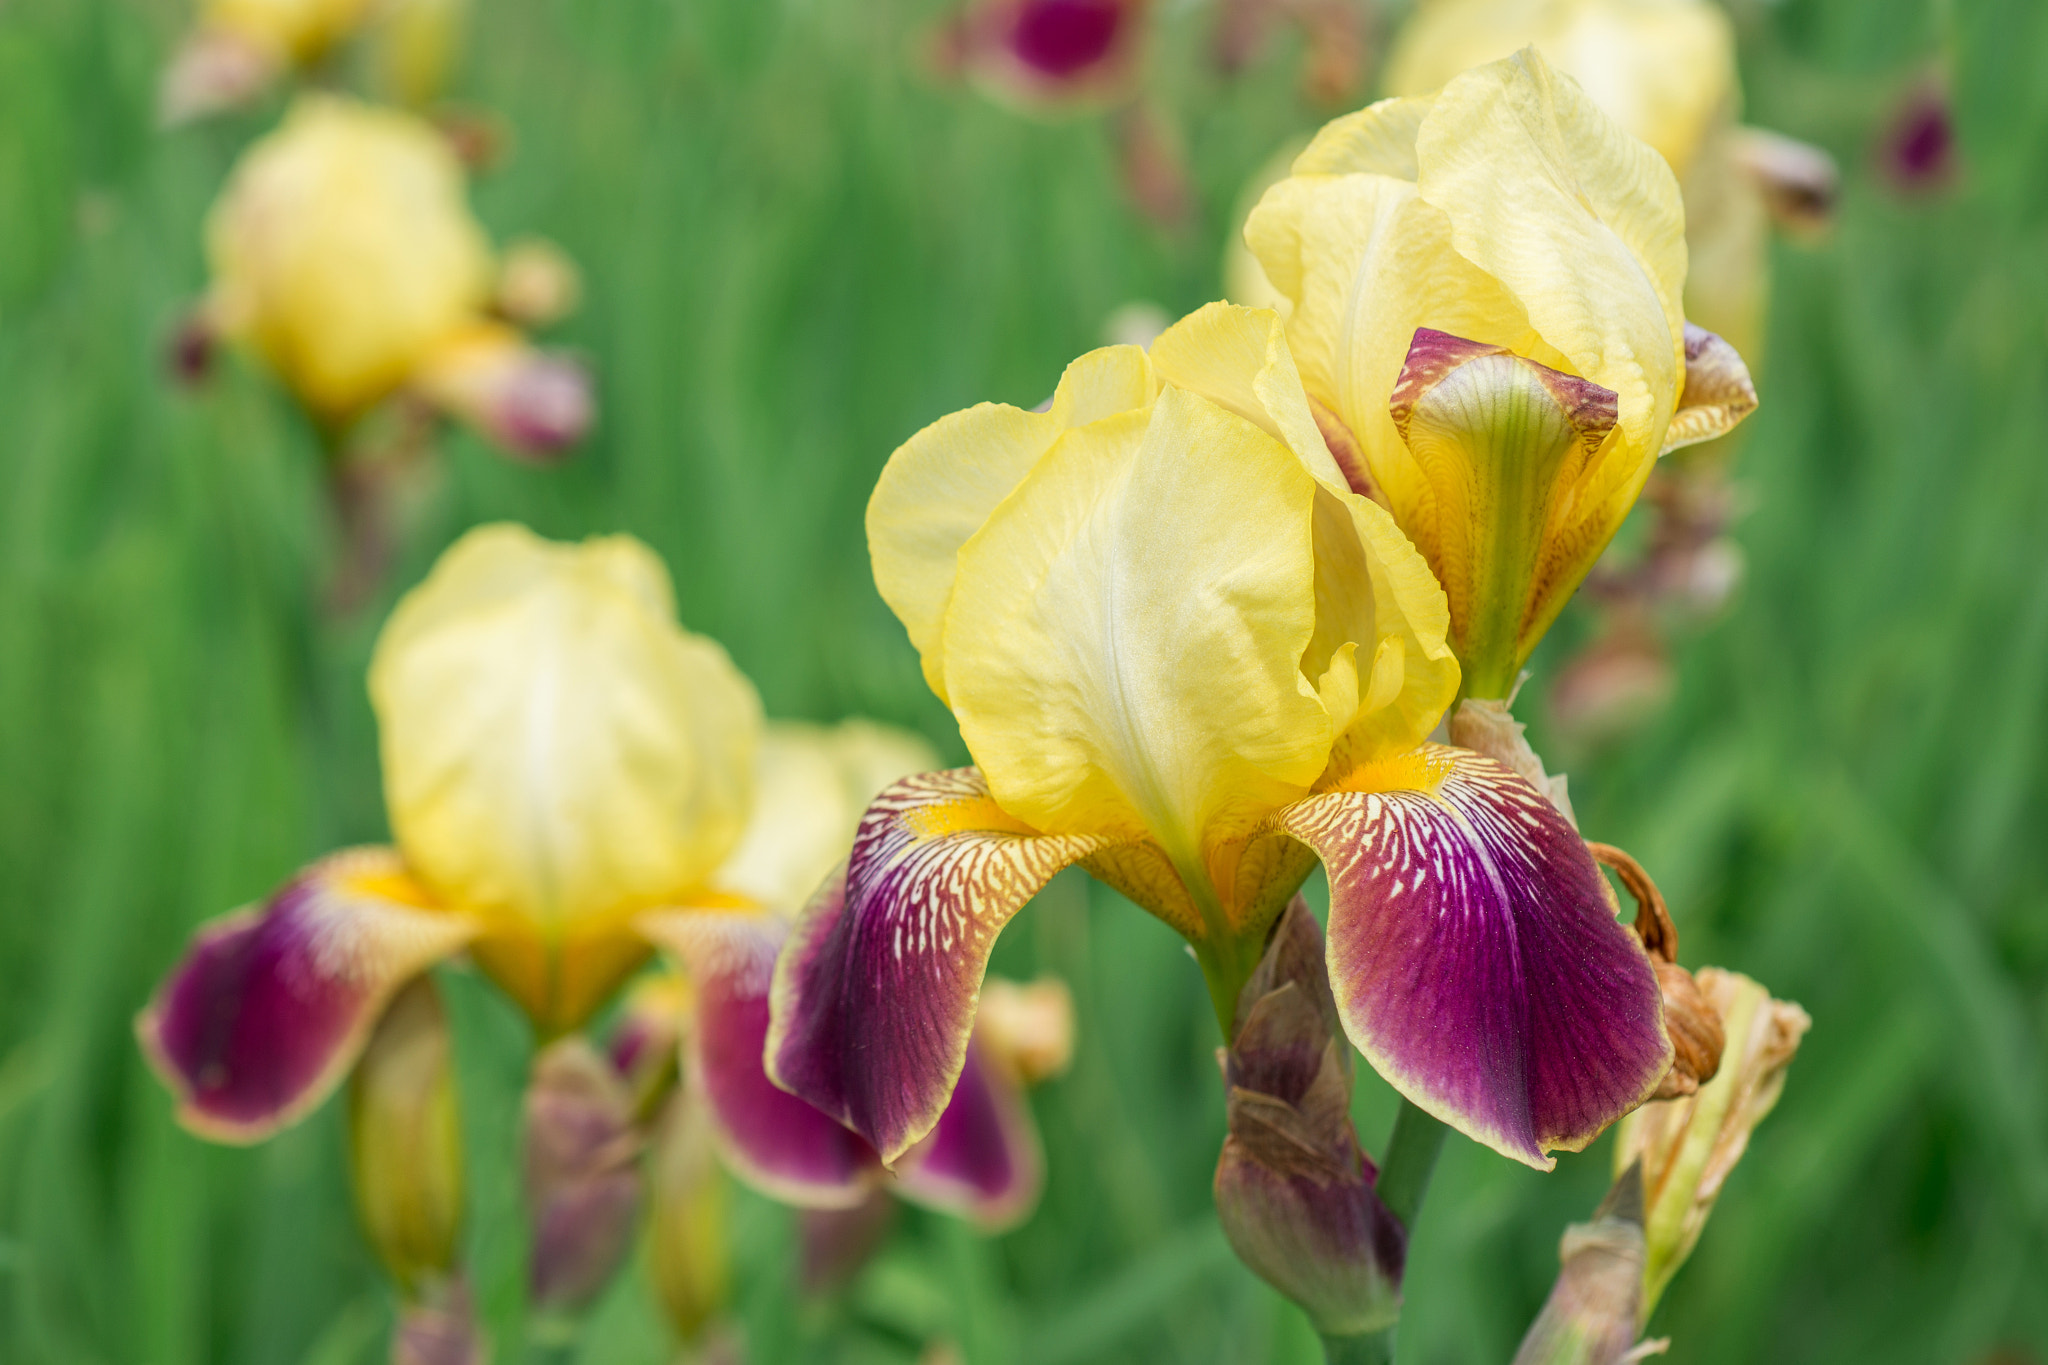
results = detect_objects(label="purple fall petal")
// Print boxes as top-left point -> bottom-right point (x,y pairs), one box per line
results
638,907 -> 885,1207
894,1038 -> 1044,1230
136,847 -> 479,1143
695,961 -> 883,1207
1279,748 -> 1670,1170
765,768 -> 1104,1163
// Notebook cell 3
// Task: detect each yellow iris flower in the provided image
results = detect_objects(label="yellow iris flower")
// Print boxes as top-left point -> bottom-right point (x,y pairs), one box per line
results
1244,49 -> 1754,697
1382,0 -> 1834,374
203,96 -> 587,457
163,0 -> 468,123
771,298 -> 1673,1171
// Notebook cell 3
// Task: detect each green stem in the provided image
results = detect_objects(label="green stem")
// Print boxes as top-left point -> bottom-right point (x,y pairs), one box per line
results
1169,850 -> 1262,1037
524,1312 -> 581,1365
1319,1325 -> 1398,1364
1300,1103 -> 1449,1365
1375,1100 -> 1449,1230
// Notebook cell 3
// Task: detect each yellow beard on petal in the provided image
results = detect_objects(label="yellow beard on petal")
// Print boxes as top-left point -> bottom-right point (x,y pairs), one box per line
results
1327,747 -> 1455,797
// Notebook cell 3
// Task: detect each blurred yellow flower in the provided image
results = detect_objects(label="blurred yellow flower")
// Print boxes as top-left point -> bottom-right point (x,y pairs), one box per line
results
370,524 -> 760,1027
1386,0 -> 1735,178
204,96 -> 588,457
163,0 -> 469,123
1245,49 -> 1752,696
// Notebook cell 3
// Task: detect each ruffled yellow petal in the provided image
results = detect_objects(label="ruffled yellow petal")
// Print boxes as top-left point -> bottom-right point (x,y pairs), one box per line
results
371,524 -> 761,937
943,387 -> 1332,866
1384,0 -> 1738,179
1416,50 -> 1686,496
1246,50 -> 1692,693
867,346 -> 1158,701
205,95 -> 493,422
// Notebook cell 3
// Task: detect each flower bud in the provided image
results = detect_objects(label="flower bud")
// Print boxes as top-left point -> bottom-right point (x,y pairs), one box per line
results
971,977 -> 1074,1087
610,973 -> 693,1108
412,325 -> 592,462
930,0 -> 1144,111
1880,78 -> 1957,195
1213,899 -> 1405,1337
494,239 -> 584,331
524,1038 -> 644,1315
158,28 -> 282,127
393,1280 -> 487,1365
645,1088 -> 731,1344
1730,127 -> 1840,237
1509,1166 -> 1660,1365
798,1192 -> 897,1296
347,975 -> 464,1298
1614,969 -> 1809,1314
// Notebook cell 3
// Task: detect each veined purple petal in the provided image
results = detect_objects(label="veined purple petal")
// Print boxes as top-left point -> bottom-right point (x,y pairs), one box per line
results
639,906 -> 884,1207
894,1039 -> 1043,1230
137,848 -> 480,1143
766,768 -> 1106,1163
1278,748 -> 1669,1169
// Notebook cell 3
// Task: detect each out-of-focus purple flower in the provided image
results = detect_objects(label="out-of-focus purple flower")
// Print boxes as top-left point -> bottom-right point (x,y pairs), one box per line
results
932,0 -> 1146,111
1881,78 -> 1957,194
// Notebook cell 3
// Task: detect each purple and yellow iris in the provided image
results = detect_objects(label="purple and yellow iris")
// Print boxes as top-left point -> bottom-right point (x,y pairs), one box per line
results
136,526 -> 1050,1239
764,291 -> 1676,1175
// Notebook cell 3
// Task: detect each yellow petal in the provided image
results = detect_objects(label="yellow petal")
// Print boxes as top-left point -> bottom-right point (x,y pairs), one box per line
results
203,0 -> 378,62
714,719 -> 939,912
371,524 -> 761,935
1246,169 -> 1555,528
1246,50 -> 1690,689
1384,0 -> 1738,179
942,387 -> 1332,864
205,95 -> 494,421
1147,303 -> 1349,495
1416,49 -> 1686,504
1309,489 -> 1460,769
867,345 -> 1158,701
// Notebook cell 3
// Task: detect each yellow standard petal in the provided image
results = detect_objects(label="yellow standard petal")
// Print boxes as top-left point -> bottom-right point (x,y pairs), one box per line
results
1384,0 -> 1739,180
1245,49 -> 1690,695
941,382 -> 1331,875
868,345 -> 1159,701
205,95 -> 495,424
714,719 -> 940,913
371,524 -> 761,957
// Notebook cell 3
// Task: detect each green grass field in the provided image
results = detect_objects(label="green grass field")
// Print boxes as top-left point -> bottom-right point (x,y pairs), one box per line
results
2,0 -> 2046,1360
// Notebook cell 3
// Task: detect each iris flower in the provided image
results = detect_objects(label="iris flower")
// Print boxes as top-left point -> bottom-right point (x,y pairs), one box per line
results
162,0 -> 468,123
1243,49 -> 1756,698
931,0 -> 1148,112
621,727 -> 1063,1230
198,96 -> 589,461
767,300 -> 1672,1174
1380,0 -> 1835,373
137,526 -> 1041,1230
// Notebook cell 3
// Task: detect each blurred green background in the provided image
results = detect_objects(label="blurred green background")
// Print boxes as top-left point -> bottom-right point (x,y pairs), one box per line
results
3,0 -> 2046,1361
